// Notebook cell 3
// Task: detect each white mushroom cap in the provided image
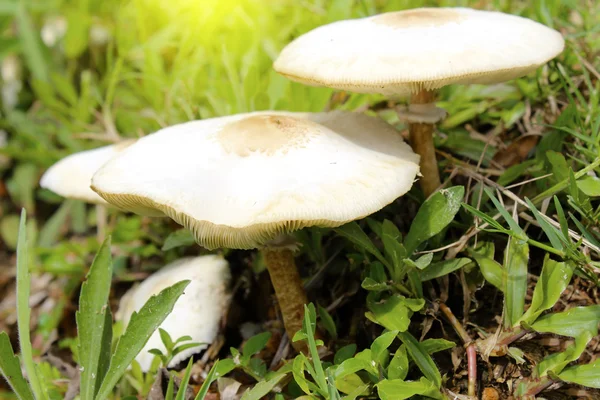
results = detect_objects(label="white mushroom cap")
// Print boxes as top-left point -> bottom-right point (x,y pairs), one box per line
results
91,110 -> 419,249
40,141 -> 135,205
274,7 -> 565,95
116,255 -> 230,372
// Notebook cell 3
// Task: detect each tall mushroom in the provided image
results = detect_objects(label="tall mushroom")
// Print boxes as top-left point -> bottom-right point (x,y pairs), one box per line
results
273,7 -> 564,196
117,255 -> 230,371
91,110 -> 419,349
40,141 -> 137,239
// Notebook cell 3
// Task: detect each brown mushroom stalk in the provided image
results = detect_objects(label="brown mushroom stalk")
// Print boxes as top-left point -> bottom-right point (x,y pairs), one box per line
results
408,89 -> 441,197
262,241 -> 308,351
96,204 -> 107,241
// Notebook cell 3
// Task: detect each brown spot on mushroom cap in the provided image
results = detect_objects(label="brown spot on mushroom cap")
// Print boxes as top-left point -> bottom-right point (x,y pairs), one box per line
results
373,8 -> 465,28
218,115 -> 318,157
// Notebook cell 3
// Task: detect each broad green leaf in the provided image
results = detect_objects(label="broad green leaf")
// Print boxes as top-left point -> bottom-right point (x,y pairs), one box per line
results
159,328 -> 174,351
162,229 -> 196,251
367,295 -> 424,332
577,176 -> 600,197
0,331 -> 35,400
531,306 -> 600,338
16,209 -> 45,400
334,372 -> 368,396
404,186 -> 465,255
242,332 -> 271,359
468,248 -> 503,291
334,344 -> 356,365
387,345 -> 409,380
334,358 -> 376,380
519,255 -> 572,325
335,222 -> 386,264
361,277 -> 389,292
535,333 -> 592,377
559,359 -> 600,388
292,355 -> 312,395
376,377 -> 443,400
420,339 -> 456,355
546,151 -> 569,182
240,374 -> 287,400
77,237 -> 113,400
95,280 -> 190,400
370,330 -> 399,364
397,332 -> 441,388
214,358 -> 236,378
405,253 -> 433,270
503,237 -> 529,328
419,258 -> 471,281
507,347 -> 526,364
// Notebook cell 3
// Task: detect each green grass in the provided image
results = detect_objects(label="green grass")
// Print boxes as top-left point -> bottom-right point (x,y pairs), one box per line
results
1,0 -> 600,398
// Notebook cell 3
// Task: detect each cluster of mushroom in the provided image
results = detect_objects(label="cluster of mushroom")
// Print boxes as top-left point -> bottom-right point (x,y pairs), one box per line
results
40,7 -> 563,366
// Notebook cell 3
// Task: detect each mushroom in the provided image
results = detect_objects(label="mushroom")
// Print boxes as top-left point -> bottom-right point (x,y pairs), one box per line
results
273,7 -> 564,196
116,255 -> 230,371
91,110 -> 419,350
40,141 -> 136,239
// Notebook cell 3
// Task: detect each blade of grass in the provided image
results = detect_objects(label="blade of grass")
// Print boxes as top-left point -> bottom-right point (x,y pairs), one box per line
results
303,305 -> 327,393
194,361 -> 219,400
16,209 -> 46,400
15,1 -> 48,83
175,358 -> 194,400
77,237 -> 113,400
484,188 -> 526,239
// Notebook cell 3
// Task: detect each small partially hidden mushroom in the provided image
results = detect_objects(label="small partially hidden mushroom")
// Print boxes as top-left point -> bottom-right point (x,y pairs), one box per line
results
92,110 -> 419,350
116,255 -> 231,372
40,141 -> 137,238
274,7 -> 564,196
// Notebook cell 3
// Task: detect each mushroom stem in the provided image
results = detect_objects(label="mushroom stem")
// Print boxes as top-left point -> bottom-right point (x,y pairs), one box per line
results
261,240 -> 308,352
408,89 -> 441,197
96,204 -> 107,241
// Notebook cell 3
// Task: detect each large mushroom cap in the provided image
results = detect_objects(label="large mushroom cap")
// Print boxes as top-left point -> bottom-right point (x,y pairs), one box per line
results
116,255 -> 230,372
92,110 -> 419,249
274,7 -> 565,95
40,141 -> 135,204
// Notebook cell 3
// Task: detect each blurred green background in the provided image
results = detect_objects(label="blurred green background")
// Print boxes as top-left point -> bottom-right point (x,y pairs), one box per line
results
0,0 -> 596,265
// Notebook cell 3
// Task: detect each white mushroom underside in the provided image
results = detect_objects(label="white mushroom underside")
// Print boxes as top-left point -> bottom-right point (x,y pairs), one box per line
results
40,141 -> 135,204
273,7 -> 565,95
116,255 -> 231,372
92,110 -> 420,249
